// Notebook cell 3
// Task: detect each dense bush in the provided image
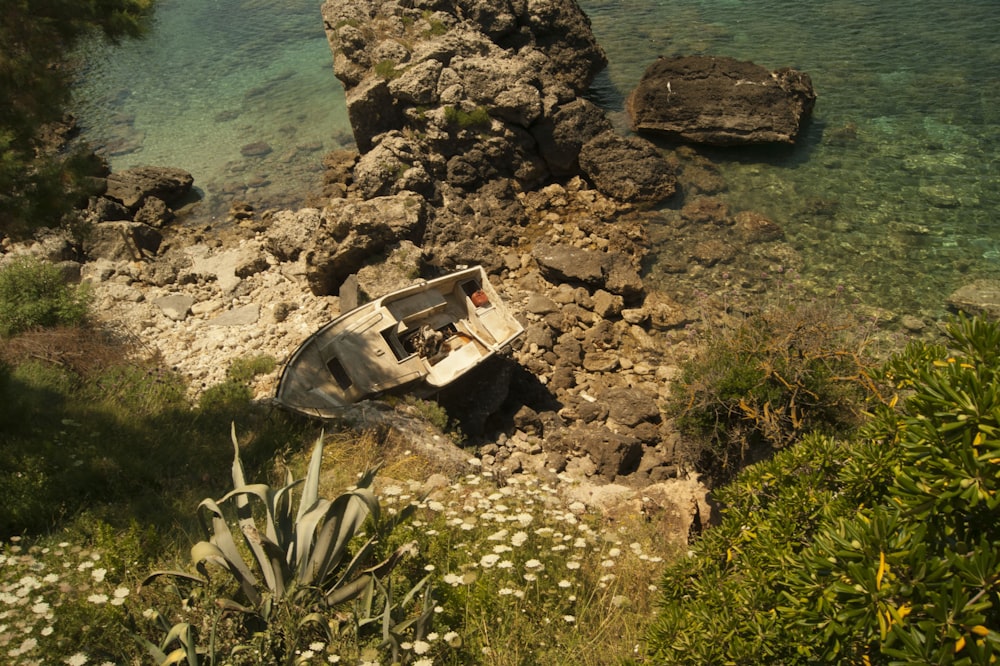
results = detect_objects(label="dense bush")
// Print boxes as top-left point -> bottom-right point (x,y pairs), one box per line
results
0,256 -> 91,337
197,354 -> 277,415
648,314 -> 1000,664
668,298 -> 877,484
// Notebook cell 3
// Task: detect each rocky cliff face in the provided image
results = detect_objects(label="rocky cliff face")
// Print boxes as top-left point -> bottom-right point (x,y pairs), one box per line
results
321,0 -> 677,223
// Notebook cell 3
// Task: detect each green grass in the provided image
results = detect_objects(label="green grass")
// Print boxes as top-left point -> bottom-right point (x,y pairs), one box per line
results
380,471 -> 676,665
443,105 -> 491,130
0,327 -> 309,536
0,464 -> 676,665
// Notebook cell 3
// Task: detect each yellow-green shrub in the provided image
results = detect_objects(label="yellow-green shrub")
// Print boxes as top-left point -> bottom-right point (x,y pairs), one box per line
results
649,314 -> 1000,665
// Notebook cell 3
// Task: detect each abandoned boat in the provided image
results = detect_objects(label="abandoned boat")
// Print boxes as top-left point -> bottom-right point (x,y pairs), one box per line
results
275,266 -> 524,418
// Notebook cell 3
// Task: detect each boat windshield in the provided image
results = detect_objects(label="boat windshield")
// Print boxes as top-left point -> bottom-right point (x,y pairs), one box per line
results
326,356 -> 353,389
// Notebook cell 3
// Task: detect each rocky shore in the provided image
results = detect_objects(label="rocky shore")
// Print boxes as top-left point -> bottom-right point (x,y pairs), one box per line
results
11,0 -> 996,539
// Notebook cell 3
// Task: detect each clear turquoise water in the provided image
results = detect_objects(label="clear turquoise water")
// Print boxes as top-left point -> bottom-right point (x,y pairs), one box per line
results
71,0 -> 1000,316
72,0 -> 353,217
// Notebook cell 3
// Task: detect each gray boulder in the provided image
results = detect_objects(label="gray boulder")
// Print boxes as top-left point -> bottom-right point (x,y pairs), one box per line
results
302,193 -> 429,296
85,221 -> 163,261
516,0 -> 607,90
533,242 -> 606,286
422,179 -> 527,270
948,280 -> 1000,319
263,208 -> 324,262
354,131 -> 442,199
552,425 -> 643,480
601,386 -> 661,429
133,196 -> 173,228
531,98 -> 613,176
345,77 -> 407,154
532,242 -> 644,300
154,294 -> 195,321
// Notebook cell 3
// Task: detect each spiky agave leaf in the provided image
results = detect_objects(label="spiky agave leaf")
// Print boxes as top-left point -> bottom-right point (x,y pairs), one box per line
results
325,540 -> 417,607
140,569 -> 207,589
217,483 -> 300,598
229,426 -> 297,588
159,622 -> 198,666
137,617 -> 219,666
195,497 -> 263,602
298,431 -> 326,522
300,487 -> 380,588
324,534 -> 379,605
291,496 -> 333,583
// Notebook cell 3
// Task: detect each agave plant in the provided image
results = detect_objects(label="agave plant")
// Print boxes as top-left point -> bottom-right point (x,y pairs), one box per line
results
141,426 -> 420,663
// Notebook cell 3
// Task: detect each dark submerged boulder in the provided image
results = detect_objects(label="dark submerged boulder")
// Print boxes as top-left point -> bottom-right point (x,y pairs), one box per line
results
627,55 -> 816,145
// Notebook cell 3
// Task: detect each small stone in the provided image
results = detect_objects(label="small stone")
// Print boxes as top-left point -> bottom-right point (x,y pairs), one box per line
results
155,294 -> 193,321
621,308 -> 648,325
900,314 -> 925,332
240,142 -> 272,157
582,350 -> 620,373
191,299 -> 224,316
207,304 -> 260,326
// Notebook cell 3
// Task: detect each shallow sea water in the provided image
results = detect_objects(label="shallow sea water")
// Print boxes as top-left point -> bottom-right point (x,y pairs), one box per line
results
582,0 -> 1000,315
71,0 -> 1000,317
72,0 -> 353,217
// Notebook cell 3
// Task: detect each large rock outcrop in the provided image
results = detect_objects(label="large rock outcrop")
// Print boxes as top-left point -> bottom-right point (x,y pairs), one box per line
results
627,55 -> 816,145
321,0 -> 677,207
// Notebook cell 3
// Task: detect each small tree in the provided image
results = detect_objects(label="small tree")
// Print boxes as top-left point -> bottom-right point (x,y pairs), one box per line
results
0,0 -> 152,235
668,298 -> 877,484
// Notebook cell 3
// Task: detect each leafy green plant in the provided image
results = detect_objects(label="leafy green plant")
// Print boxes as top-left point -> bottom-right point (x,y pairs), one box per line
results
443,105 -> 491,130
197,355 -> 276,414
0,255 -> 91,336
227,354 -> 276,383
197,380 -> 252,412
141,427 -> 425,664
421,10 -> 448,37
668,299 -> 876,483
374,59 -> 402,80
649,313 -> 1000,665
403,396 -> 452,431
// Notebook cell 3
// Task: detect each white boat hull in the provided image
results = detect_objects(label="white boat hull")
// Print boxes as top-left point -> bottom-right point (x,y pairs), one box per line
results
275,266 -> 523,418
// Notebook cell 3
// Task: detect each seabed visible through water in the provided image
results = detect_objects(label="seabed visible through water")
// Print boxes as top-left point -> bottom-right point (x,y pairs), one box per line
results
71,0 -> 1000,318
